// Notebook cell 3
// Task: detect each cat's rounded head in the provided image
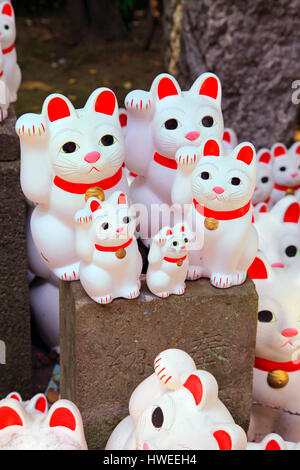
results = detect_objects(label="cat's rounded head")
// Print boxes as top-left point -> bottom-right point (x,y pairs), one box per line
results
271,142 -> 300,187
191,138 -> 256,211
252,148 -> 274,205
42,89 -> 124,184
149,73 -> 224,158
160,224 -> 189,258
0,2 -> 15,48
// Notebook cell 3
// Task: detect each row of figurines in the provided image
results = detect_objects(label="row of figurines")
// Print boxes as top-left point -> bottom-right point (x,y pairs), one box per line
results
0,349 -> 299,450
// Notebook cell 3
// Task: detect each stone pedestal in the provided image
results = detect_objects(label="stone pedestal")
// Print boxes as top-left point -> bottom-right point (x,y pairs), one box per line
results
60,277 -> 258,450
0,105 -> 32,399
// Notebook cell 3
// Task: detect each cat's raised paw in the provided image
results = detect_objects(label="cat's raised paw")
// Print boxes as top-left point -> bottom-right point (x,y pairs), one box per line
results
125,90 -> 152,113
210,273 -> 233,289
175,146 -> 201,170
17,115 -> 47,138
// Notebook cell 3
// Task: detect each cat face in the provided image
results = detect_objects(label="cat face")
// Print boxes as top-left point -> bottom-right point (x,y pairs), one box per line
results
42,89 -> 124,184
149,74 -> 223,158
252,149 -> 274,205
271,142 -> 300,187
191,139 -> 256,211
248,256 -> 300,362
160,225 -> 189,257
0,2 -> 15,49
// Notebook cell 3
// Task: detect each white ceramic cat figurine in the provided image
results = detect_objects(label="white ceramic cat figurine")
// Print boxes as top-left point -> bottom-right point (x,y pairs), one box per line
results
0,2 -> 21,103
252,148 -> 274,208
247,255 -> 300,442
75,191 -> 142,304
247,433 -> 300,450
222,128 -> 238,153
254,196 -> 300,269
172,138 -> 258,288
0,396 -> 87,450
146,224 -> 189,298
5,392 -> 48,415
17,88 -> 128,281
105,349 -> 247,450
0,47 -> 9,120
270,142 -> 300,205
124,72 -> 224,244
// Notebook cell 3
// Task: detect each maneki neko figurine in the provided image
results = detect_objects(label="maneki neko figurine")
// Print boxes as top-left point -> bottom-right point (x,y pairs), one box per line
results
74,190 -> 142,304
270,142 -> 300,205
106,349 -> 247,450
0,2 -> 21,103
5,392 -> 48,415
252,148 -> 274,208
253,196 -> 300,269
172,138 -> 258,288
247,433 -> 300,450
247,255 -> 300,442
124,72 -> 224,245
222,128 -> 238,153
0,395 -> 88,450
146,224 -> 189,298
0,47 -> 9,121
17,88 -> 128,281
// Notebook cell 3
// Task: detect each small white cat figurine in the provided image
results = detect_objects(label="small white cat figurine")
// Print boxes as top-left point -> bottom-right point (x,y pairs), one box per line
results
124,72 -> 224,245
247,433 -> 300,450
105,349 -> 247,450
5,392 -> 48,415
172,138 -> 258,288
17,88 -> 128,281
222,127 -> 238,153
252,148 -> 274,208
146,224 -> 189,298
247,255 -> 300,442
0,2 -> 21,103
0,396 -> 87,450
0,47 -> 9,120
254,196 -> 300,269
270,142 -> 300,205
75,191 -> 142,304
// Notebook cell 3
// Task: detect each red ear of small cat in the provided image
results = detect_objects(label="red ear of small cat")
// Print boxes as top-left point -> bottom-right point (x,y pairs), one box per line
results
294,143 -> 300,155
264,439 -> 282,450
236,144 -> 254,165
165,229 -> 173,237
95,90 -> 116,116
259,204 -> 268,213
119,112 -> 127,128
49,407 -> 76,431
283,202 -> 300,223
180,226 -> 185,232
199,75 -> 220,101
118,193 -> 127,205
203,139 -> 221,157
223,131 -> 231,143
34,395 -> 48,414
247,257 -> 268,280
0,405 -> 23,430
47,96 -> 72,122
258,150 -> 272,165
2,2 -> 13,16
272,143 -> 287,158
157,76 -> 180,100
6,392 -> 22,402
213,430 -> 232,450
90,200 -> 101,212
183,374 -> 203,406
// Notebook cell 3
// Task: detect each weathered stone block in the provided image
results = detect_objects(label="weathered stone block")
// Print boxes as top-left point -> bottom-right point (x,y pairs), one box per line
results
0,105 -> 20,162
60,277 -> 258,450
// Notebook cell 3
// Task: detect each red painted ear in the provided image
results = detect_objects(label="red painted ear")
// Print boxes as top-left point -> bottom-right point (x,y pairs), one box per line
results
295,144 -> 300,155
157,77 -> 179,100
119,112 -> 127,128
35,396 -> 47,413
203,139 -> 220,157
90,200 -> 101,212
2,2 -> 13,16
259,151 -> 271,164
180,226 -> 185,232
117,193 -> 127,205
273,144 -> 286,157
8,393 -> 21,402
237,145 -> 254,165
259,204 -> 268,213
283,202 -> 300,223
213,430 -> 232,450
95,90 -> 116,116
199,76 -> 219,100
247,257 -> 268,280
47,97 -> 71,122
223,131 -> 231,143
166,229 -> 173,237
183,374 -> 203,406
0,406 -> 23,430
49,407 -> 76,431
265,439 -> 281,450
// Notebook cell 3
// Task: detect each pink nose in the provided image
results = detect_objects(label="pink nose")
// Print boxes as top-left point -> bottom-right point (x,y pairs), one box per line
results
254,187 -> 258,192
84,151 -> 100,163
291,172 -> 298,178
213,186 -> 224,194
282,328 -> 298,338
185,131 -> 200,141
143,442 -> 150,450
116,227 -> 124,233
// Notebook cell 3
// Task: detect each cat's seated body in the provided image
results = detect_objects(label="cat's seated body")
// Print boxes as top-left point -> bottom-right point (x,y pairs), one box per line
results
252,148 -> 274,208
270,142 -> 300,205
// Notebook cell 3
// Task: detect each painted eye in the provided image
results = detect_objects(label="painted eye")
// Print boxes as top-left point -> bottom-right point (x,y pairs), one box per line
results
201,115 -> 214,127
152,407 -> 164,429
164,119 -> 178,130
201,171 -> 210,180
285,245 -> 298,257
261,176 -> 269,183
172,241 -> 178,247
4,25 -> 9,30
184,237 -> 189,243
231,177 -> 241,186
101,222 -> 110,230
100,134 -> 116,146
122,216 -> 130,224
279,166 -> 286,172
61,141 -> 78,153
258,310 -> 276,323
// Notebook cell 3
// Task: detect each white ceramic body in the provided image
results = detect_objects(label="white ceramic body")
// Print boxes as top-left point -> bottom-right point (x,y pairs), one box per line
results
270,142 -> 300,205
252,148 -> 274,207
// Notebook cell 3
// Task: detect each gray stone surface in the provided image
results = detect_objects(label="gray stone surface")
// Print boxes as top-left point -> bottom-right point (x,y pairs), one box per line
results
0,105 -> 20,162
164,0 -> 300,148
60,277 -> 258,450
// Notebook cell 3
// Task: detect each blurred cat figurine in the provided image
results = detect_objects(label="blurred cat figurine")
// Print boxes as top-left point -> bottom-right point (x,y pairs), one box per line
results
222,128 -> 238,153
247,433 -> 300,450
106,349 -> 247,450
0,396 -> 87,450
75,191 -> 142,304
172,138 -> 258,288
124,72 -> 224,245
270,142 -> 300,205
252,148 -> 274,208
5,392 -> 48,415
248,255 -> 300,442
0,2 -> 21,102
146,224 -> 189,298
17,88 -> 128,281
0,47 -> 9,120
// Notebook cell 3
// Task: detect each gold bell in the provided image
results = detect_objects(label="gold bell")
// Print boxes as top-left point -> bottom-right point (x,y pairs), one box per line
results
177,259 -> 183,267
286,188 -> 295,196
204,217 -> 219,231
85,186 -> 105,202
115,248 -> 126,259
267,369 -> 289,389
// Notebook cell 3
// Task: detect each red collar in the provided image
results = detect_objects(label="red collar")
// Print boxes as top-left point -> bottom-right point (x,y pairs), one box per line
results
0,71 -> 3,78
274,183 -> 300,192
193,199 -> 251,221
2,43 -> 14,54
95,237 -> 133,253
154,152 -> 178,170
53,166 -> 123,194
255,356 -> 300,373
163,255 -> 187,263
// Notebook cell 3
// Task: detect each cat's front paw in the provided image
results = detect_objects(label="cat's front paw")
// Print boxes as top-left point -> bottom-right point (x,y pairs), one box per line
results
122,285 -> 140,299
232,270 -> 247,286
175,146 -> 201,171
53,262 -> 80,281
186,266 -> 202,280
172,284 -> 186,295
92,294 -> 113,304
125,90 -> 152,113
210,273 -> 233,289
0,107 -> 8,122
74,209 -> 92,225
16,114 -> 47,139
